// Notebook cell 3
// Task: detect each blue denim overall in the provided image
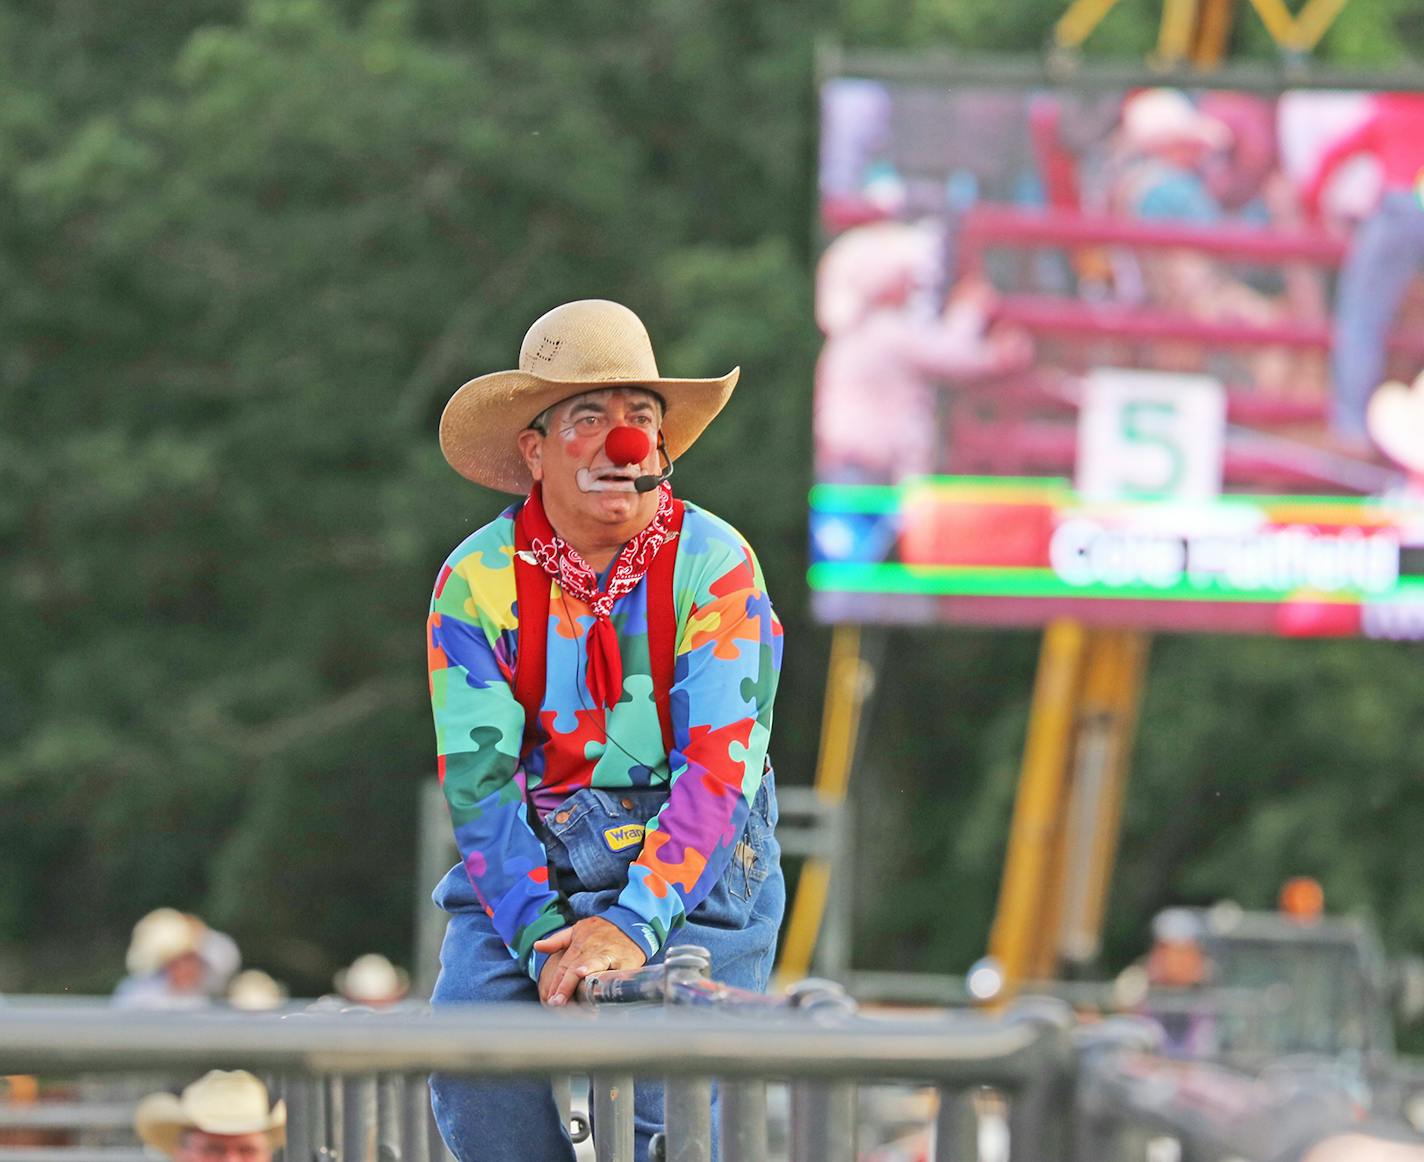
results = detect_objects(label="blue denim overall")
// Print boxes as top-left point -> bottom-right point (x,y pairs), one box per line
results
429,774 -> 784,1162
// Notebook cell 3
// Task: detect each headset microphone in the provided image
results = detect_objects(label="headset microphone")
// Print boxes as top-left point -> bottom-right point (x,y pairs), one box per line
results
634,434 -> 674,493
633,460 -> 673,493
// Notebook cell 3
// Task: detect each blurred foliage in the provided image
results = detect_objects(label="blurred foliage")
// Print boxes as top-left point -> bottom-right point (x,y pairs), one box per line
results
0,0 -> 1422,1001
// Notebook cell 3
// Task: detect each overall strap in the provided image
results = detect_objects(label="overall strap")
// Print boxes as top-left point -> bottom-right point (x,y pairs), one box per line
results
512,497 -> 685,761
512,505 -> 550,760
646,498 -> 685,756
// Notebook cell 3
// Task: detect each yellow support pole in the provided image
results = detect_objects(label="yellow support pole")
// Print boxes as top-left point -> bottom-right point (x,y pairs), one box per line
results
1243,0 -> 1298,45
987,619 -> 1089,996
1190,0 -> 1238,66
1054,0 -> 1126,50
777,624 -> 867,981
1157,0 -> 1203,66
1291,0 -> 1352,50
1245,0 -> 1351,52
1054,630 -> 1151,968
813,624 -> 863,803
1027,756 -> 1075,982
1073,631 -> 1150,958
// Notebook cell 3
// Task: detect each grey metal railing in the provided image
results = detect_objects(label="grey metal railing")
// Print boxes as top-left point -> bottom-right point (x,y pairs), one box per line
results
5,974 -> 1417,1162
0,969 -> 1076,1162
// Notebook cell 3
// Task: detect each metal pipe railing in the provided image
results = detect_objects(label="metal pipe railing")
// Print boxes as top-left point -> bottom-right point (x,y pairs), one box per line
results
6,985 -> 1423,1162
0,965 -> 1079,1162
0,1006 -> 1066,1087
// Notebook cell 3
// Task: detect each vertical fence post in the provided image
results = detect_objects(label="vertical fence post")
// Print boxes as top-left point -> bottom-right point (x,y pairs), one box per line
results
718,1081 -> 768,1162
282,1074 -> 316,1162
401,1076 -> 432,1162
343,1076 -> 379,1162
312,1074 -> 335,1162
1005,999 -> 1075,1162
376,1075 -> 403,1162
786,979 -> 857,1162
788,1079 -> 856,1162
591,1073 -> 636,1162
660,946 -> 714,1162
932,1087 -> 980,1162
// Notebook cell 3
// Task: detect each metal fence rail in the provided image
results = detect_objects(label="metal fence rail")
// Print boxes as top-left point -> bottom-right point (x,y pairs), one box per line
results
0,962 -> 1076,1162
0,1004 -> 1071,1087
4,966 -> 1421,1162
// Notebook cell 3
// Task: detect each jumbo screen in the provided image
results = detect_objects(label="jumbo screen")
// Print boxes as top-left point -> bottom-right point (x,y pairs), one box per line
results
810,77 -> 1424,638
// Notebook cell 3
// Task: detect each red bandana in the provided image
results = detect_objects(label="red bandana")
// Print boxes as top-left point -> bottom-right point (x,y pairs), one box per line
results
516,482 -> 679,710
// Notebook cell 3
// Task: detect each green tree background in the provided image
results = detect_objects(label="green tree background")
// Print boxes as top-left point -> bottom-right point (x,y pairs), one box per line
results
1,0 -> 1421,996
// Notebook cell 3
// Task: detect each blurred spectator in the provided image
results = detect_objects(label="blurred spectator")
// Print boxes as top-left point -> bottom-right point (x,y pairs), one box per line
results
333,954 -> 410,1007
225,970 -> 288,1013
1113,88 -> 1232,224
113,909 -> 240,1010
0,1074 -> 68,1151
1301,93 -> 1424,449
1145,907 -> 1211,989
135,1071 -> 284,1162
1115,908 -> 1218,1059
814,221 -> 1032,483
1109,88 -> 1324,400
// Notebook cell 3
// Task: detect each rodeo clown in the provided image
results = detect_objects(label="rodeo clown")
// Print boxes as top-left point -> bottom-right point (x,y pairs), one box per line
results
426,299 -> 784,1161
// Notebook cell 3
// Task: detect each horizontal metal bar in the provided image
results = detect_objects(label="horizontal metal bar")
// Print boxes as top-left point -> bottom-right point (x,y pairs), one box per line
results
771,835 -> 839,859
0,1106 -> 136,1131
993,294 -> 1424,355
961,206 -> 1349,264
0,1005 -> 1065,1085
0,1152 -> 149,1162
771,788 -> 841,819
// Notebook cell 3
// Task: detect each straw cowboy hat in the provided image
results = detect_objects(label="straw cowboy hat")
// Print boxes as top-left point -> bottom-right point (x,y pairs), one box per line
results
135,1071 -> 286,1157
1119,88 -> 1231,153
334,953 -> 410,1004
226,969 -> 288,1012
1368,372 -> 1424,476
126,909 -> 203,976
440,299 -> 739,494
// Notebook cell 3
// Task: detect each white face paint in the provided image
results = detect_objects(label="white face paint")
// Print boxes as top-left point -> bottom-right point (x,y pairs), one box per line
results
576,466 -> 641,493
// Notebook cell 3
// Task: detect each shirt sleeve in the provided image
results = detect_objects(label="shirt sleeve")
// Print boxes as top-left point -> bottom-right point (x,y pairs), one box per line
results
600,524 -> 783,960
428,552 -> 571,980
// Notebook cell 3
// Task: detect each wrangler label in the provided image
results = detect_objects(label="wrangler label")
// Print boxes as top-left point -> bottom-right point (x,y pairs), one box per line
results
603,824 -> 646,852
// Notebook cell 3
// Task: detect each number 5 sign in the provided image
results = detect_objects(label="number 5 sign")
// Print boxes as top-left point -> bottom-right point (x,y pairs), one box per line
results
1076,368 -> 1226,502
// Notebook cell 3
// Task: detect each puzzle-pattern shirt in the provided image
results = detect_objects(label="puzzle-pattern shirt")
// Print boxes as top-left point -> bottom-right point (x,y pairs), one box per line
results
427,499 -> 782,980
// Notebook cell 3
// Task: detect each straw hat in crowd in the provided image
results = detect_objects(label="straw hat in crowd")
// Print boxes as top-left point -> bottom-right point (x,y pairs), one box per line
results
126,909 -> 204,975
1119,88 -> 1231,154
439,299 -> 739,494
135,1071 -> 286,1157
226,969 -> 289,1012
334,954 -> 410,1006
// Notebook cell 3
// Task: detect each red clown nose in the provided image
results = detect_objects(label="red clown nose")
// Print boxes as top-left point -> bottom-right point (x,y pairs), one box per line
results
604,426 -> 651,466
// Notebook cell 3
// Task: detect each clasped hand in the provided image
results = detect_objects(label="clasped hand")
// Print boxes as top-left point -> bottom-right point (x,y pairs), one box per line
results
534,916 -> 647,1007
